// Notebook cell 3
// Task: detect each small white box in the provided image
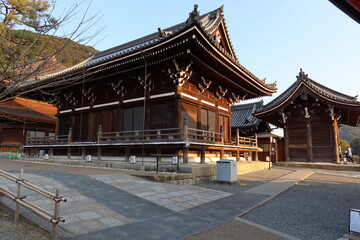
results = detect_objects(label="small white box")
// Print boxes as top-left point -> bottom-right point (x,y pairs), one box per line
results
350,209 -> 360,233
216,159 -> 237,183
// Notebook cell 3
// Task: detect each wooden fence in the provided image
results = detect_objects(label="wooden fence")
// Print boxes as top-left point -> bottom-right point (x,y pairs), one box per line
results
0,169 -> 66,240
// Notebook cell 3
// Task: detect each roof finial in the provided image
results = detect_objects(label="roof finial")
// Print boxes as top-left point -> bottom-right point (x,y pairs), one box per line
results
297,68 -> 309,82
187,4 -> 200,24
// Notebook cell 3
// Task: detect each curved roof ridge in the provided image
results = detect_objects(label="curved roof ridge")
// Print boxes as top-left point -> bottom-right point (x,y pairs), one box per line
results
259,69 -> 359,113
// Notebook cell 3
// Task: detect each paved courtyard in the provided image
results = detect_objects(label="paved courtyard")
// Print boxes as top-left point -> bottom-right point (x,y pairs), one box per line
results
1,159 -> 360,240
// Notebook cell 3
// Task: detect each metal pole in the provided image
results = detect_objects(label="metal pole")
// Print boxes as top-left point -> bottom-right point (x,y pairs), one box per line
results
141,51 -> 147,167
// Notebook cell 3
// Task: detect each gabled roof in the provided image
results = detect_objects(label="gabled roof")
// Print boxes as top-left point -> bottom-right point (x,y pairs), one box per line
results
255,69 -> 360,126
0,97 -> 56,124
330,0 -> 360,24
231,101 -> 264,128
24,5 -> 276,96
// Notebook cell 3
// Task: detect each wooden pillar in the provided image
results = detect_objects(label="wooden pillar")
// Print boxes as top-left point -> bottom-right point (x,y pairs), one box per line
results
200,146 -> 205,164
274,139 -> 278,163
125,147 -> 130,162
220,148 -> 224,159
248,151 -> 253,161
255,150 -> 259,161
183,147 -> 189,163
235,149 -> 240,161
97,147 -> 101,162
236,129 -> 240,146
284,124 -> 290,162
49,148 -> 53,159
306,119 -> 313,162
67,149 -> 71,159
332,119 -> 340,163
81,147 -> 85,160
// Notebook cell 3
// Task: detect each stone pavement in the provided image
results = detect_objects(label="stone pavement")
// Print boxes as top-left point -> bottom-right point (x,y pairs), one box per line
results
0,166 -> 315,239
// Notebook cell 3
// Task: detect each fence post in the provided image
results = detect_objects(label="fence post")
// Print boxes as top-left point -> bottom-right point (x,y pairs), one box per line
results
67,128 -> 72,144
14,169 -> 24,222
97,125 -> 102,144
51,189 -> 61,240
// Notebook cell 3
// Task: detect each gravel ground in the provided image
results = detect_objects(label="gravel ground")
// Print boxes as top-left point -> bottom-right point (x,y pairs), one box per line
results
243,173 -> 360,240
196,168 -> 294,193
184,219 -> 289,240
0,204 -> 50,240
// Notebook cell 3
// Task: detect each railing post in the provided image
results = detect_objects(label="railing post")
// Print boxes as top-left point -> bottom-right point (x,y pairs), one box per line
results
220,126 -> 224,144
183,117 -> 189,163
51,189 -> 61,240
14,169 -> 24,222
255,133 -> 258,147
157,130 -> 161,140
183,117 -> 189,142
67,128 -> 72,144
236,129 -> 240,146
97,125 -> 102,144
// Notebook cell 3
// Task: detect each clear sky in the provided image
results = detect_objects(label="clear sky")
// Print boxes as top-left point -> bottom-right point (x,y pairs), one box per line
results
54,0 -> 360,103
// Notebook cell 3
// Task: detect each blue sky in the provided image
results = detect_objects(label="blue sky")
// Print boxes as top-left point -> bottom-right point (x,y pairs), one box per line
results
54,1 -> 360,103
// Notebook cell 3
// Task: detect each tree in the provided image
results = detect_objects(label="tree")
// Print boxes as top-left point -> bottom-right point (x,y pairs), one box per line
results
0,0 -> 102,102
351,138 -> 360,156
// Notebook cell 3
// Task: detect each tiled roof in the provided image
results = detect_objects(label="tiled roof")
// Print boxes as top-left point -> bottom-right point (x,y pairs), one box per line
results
231,100 -> 264,128
24,5 -> 276,92
0,97 -> 56,124
261,69 -> 359,112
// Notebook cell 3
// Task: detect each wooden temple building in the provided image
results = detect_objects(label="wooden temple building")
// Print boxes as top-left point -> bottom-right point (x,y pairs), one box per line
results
231,101 -> 283,162
0,97 -> 56,151
254,69 -> 360,163
21,5 -> 277,163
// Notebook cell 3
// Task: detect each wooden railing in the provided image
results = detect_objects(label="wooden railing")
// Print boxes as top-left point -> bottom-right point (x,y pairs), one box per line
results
100,128 -> 183,142
25,124 -> 258,148
0,169 -> 66,240
187,128 -> 222,142
234,136 -> 257,147
26,135 -> 69,145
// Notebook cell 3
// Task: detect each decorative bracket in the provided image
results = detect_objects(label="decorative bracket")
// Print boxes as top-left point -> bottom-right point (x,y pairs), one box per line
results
215,85 -> 228,100
47,92 -> 62,108
167,59 -> 193,86
82,87 -> 97,102
64,92 -> 78,106
138,73 -> 153,90
197,77 -> 212,93
109,80 -> 127,97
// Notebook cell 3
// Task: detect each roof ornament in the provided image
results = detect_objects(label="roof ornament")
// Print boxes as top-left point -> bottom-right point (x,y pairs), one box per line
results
296,68 -> 310,82
187,4 -> 200,24
158,28 -> 172,38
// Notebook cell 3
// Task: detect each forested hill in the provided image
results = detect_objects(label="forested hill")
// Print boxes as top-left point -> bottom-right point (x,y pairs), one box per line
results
340,125 -> 360,143
4,29 -> 99,68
